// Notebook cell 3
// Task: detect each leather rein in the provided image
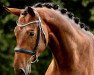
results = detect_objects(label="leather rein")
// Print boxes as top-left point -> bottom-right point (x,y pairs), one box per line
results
14,11 -> 46,63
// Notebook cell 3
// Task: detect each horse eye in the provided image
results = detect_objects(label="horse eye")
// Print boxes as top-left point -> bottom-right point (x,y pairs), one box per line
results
29,32 -> 34,36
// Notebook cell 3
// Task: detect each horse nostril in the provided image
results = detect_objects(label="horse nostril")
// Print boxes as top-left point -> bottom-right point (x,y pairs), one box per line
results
19,69 -> 25,75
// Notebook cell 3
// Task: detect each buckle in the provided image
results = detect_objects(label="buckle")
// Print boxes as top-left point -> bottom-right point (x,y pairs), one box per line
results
27,55 -> 39,64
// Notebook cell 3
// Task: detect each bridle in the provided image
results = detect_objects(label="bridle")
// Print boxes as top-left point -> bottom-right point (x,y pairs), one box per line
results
14,9 -> 47,64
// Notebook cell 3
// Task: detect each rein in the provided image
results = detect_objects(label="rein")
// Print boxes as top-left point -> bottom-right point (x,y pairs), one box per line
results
14,10 -> 46,63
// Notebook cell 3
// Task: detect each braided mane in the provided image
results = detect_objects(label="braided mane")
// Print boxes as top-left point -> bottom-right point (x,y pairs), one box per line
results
33,3 -> 89,31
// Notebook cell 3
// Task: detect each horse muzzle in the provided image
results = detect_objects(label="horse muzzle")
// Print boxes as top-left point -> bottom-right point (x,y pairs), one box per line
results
19,69 -> 25,75
14,64 -> 32,75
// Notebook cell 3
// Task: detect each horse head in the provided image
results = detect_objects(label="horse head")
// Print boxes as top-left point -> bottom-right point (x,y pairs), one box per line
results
7,6 -> 48,75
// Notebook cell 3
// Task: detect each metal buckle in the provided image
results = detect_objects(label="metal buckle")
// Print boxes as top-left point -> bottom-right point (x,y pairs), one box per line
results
27,55 -> 39,64
31,55 -> 39,64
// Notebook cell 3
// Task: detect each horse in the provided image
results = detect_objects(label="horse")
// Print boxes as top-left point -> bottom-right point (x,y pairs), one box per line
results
4,3 -> 94,75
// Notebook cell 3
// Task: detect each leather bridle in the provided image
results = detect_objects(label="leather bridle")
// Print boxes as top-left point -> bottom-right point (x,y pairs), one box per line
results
14,10 -> 47,63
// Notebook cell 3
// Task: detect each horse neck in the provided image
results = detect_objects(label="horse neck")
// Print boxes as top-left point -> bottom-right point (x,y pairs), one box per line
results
36,8 -> 84,70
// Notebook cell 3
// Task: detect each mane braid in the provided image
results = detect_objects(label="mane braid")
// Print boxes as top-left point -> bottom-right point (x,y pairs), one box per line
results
33,3 -> 89,31
34,3 -> 43,7
60,8 -> 68,14
80,23 -> 85,28
79,23 -> 89,31
59,8 -> 89,31
73,17 -> 80,24
67,12 -> 74,19
34,3 -> 59,10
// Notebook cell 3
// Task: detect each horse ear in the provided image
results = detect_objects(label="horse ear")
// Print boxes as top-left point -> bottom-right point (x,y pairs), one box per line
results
6,8 -> 21,16
26,6 -> 35,16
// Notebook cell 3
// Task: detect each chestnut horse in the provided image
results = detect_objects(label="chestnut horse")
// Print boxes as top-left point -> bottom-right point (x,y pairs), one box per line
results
5,3 -> 94,75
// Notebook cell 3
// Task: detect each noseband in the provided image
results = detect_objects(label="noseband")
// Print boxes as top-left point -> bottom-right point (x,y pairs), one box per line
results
14,10 -> 46,63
